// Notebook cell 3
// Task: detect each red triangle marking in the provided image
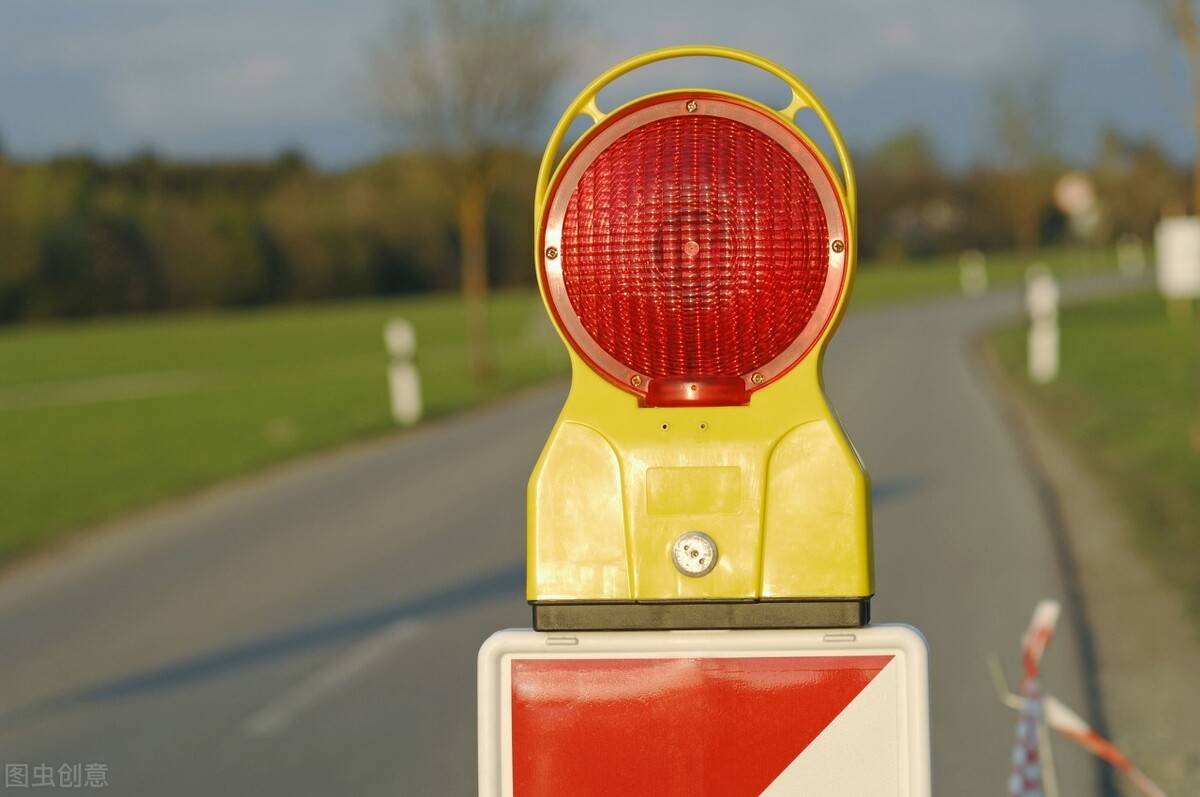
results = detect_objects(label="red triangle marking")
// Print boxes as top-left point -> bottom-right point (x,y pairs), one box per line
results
511,654 -> 893,797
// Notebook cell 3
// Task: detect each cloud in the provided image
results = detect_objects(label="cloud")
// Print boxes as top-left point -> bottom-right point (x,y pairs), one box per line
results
585,0 -> 1037,91
0,0 -> 1182,164
5,0 -> 389,137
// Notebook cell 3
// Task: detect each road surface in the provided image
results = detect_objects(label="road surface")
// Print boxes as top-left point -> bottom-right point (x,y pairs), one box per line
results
0,282 -> 1120,795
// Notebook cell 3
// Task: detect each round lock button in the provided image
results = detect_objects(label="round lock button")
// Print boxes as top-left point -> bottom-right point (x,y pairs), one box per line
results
672,531 -> 718,577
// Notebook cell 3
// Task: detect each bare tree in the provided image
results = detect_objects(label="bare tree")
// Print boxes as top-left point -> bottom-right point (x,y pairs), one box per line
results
987,72 -> 1062,251
1156,1 -> 1200,214
1151,3 -> 1200,450
369,0 -> 573,381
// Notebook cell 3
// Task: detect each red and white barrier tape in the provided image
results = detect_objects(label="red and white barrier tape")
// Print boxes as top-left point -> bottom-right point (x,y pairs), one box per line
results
1042,696 -> 1165,797
1006,600 -> 1165,797
1008,600 -> 1059,797
1008,677 -> 1047,797
1020,600 -> 1060,680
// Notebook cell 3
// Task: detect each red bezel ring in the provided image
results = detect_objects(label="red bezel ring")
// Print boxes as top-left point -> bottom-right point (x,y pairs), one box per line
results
540,91 -> 849,404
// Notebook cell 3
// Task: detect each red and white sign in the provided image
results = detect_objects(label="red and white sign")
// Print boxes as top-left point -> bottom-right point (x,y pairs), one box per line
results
478,626 -> 930,796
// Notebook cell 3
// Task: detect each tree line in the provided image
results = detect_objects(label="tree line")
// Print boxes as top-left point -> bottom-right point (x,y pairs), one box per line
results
0,125 -> 1187,326
0,144 -> 539,323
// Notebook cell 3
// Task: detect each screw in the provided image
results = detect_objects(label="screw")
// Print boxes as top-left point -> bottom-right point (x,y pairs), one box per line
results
685,99 -> 698,113
545,246 -> 559,260
751,372 -> 765,385
831,239 -> 845,253
630,374 -> 643,388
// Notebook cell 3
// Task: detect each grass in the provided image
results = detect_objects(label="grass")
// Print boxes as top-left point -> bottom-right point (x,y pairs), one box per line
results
0,291 -> 566,558
0,247 -> 1114,560
851,246 -> 1115,308
990,292 -> 1200,617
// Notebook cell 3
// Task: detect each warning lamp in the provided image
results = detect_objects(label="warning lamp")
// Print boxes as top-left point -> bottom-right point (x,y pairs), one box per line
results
529,46 -> 871,630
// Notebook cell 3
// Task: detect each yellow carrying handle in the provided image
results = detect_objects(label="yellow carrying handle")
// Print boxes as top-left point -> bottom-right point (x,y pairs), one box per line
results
534,45 -> 857,227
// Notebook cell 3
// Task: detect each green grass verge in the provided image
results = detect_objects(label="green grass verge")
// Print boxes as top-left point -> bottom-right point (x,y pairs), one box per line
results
851,247 -> 1115,308
0,291 -> 566,558
990,291 -> 1200,618
0,247 -> 1114,560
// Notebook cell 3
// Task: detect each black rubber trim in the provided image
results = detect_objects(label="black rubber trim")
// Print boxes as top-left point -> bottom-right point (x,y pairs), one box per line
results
531,599 -> 870,631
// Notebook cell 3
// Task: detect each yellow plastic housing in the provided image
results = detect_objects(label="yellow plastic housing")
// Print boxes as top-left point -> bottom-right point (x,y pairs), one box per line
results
528,46 -> 872,604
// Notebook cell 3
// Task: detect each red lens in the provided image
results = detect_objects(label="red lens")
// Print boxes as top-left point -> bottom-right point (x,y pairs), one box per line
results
544,94 -> 845,403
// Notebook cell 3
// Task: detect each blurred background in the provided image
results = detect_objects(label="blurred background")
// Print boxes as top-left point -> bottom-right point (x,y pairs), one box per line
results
0,1 -> 1197,795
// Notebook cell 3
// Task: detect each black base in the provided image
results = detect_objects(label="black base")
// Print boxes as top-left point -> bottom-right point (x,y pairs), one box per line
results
531,599 -> 870,632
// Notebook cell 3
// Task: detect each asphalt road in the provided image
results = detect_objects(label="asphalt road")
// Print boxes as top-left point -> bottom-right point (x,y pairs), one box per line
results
0,281 -> 1126,795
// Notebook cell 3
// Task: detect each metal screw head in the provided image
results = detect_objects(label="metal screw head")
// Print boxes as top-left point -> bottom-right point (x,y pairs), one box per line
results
685,99 -> 698,113
630,374 -> 643,388
672,531 -> 718,577
545,246 -> 559,260
751,372 -> 765,385
831,239 -> 845,254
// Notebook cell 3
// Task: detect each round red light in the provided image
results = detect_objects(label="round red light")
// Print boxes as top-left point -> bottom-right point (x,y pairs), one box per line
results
542,93 -> 847,404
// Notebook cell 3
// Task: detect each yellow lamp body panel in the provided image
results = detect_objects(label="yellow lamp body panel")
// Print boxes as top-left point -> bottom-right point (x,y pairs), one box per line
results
526,46 -> 873,610
528,420 -> 631,600
762,419 -> 873,597
527,351 -> 872,602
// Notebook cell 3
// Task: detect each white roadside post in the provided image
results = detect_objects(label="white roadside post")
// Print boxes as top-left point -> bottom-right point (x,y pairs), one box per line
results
1115,233 -> 1147,279
1025,266 -> 1060,385
959,249 -> 988,297
384,319 -> 422,426
1154,216 -> 1200,324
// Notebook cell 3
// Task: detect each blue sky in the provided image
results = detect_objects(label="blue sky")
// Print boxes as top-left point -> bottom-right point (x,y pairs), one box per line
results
0,0 -> 1192,168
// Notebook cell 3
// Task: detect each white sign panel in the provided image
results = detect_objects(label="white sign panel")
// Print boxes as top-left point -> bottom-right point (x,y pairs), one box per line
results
479,625 -> 930,797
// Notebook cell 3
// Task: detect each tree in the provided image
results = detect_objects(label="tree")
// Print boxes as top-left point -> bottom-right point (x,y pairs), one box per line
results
986,72 -> 1062,251
368,0 -> 574,381
1151,3 -> 1200,451
868,128 -> 942,182
1093,126 -> 1187,235
1156,1 -> 1200,213
857,129 -> 962,258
